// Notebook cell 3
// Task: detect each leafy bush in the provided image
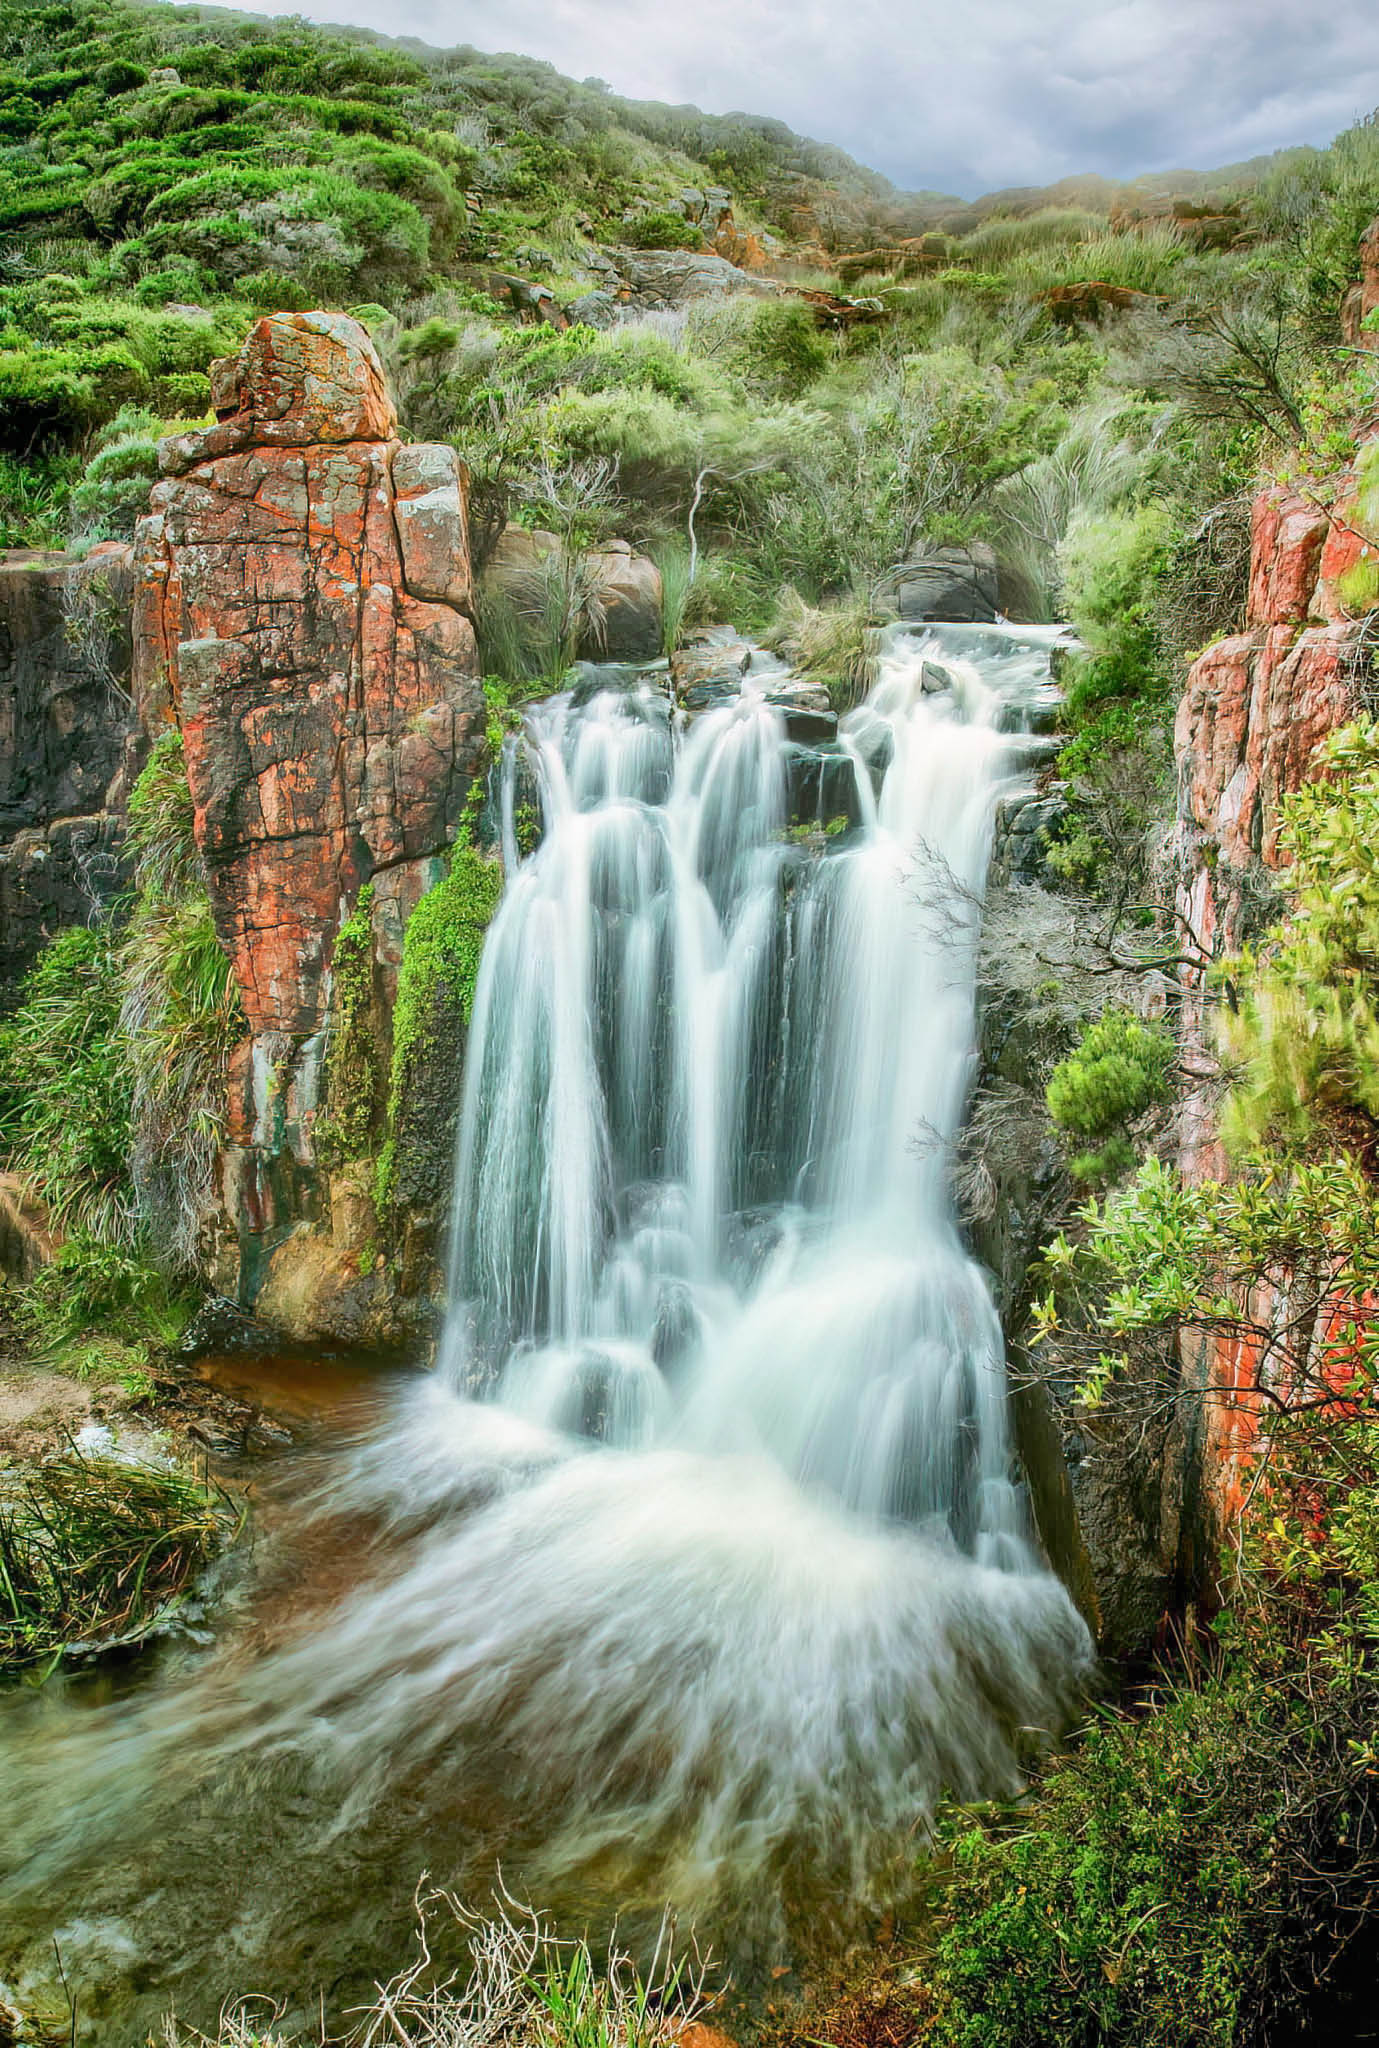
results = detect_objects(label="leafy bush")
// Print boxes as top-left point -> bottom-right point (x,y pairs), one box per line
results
625,207 -> 702,251
1045,1009 -> 1175,1181
1210,721 -> 1379,1155
922,1652 -> 1376,2048
68,404 -> 167,541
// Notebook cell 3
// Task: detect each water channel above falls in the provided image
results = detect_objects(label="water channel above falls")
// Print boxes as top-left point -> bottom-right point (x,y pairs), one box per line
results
0,623 -> 1093,2039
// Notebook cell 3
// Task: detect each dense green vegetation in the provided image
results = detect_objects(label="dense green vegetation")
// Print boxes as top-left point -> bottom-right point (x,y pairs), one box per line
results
963,724 -> 1379,2043
0,728 -> 240,1373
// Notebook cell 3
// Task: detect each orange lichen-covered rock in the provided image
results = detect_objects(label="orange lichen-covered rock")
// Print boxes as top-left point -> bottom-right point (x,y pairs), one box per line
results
1171,398 -> 1379,1523
1245,487 -> 1329,625
159,310 -> 398,475
132,312 -> 483,1041
1174,621 -> 1356,877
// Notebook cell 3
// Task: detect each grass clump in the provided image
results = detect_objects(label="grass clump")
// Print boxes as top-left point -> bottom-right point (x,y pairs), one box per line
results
160,1884 -> 711,2048
764,586 -> 884,713
0,1447 -> 234,1672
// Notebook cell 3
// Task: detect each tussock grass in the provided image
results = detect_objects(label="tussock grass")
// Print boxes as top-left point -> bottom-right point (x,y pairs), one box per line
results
765,586 -> 886,713
0,1448 -> 234,1673
159,1885 -> 713,2048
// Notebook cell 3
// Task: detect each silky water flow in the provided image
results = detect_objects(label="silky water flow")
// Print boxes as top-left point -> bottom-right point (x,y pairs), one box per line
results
0,624 -> 1093,2020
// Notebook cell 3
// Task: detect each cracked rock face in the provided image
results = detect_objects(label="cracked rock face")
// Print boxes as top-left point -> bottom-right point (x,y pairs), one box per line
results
132,312 -> 484,1038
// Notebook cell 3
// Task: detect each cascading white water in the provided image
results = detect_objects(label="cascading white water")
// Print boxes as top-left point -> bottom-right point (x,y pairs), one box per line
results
0,626 -> 1094,1986
441,623 -> 1059,1552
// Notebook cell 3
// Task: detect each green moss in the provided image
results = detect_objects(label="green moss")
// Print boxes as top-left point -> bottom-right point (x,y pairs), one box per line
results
317,883 -> 382,1167
375,840 -> 502,1216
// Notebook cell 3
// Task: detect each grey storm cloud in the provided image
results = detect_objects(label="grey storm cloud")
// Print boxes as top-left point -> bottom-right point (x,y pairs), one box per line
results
289,0 -> 1379,195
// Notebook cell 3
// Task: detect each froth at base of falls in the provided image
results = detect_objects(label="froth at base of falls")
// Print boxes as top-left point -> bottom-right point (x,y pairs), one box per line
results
0,623 -> 1094,1939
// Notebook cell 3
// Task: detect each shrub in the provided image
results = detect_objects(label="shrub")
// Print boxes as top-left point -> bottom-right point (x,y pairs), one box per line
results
922,1653 -> 1374,2048
624,207 -> 702,250
1045,1009 -> 1174,1182
1217,720 -> 1379,1151
68,404 -> 163,541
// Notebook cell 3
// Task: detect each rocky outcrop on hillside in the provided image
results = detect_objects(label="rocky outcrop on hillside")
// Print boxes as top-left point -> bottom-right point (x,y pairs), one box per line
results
1172,433 -> 1376,1165
133,310 -> 486,1041
131,311 -> 489,1329
0,543 -> 139,992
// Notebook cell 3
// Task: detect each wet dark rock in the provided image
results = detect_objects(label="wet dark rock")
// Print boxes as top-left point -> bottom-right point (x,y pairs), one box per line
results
566,660 -> 649,707
0,547 -> 140,990
179,1295 -> 278,1360
680,679 -> 742,712
785,742 -> 863,829
920,659 -> 955,693
989,792 -> 1070,886
651,1281 -> 700,1378
779,705 -> 838,745
721,1207 -> 787,1287
671,631 -> 752,705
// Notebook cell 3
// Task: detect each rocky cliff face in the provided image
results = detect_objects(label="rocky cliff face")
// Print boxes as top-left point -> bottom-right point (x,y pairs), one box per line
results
1170,408 -> 1377,1515
131,311 -> 489,1330
0,543 -> 139,992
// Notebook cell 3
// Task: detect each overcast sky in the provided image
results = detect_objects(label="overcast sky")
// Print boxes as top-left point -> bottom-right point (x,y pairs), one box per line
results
281,0 -> 1379,197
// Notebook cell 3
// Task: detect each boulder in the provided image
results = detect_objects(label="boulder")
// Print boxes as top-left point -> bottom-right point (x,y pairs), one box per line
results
893,543 -> 999,623
482,527 -> 664,665
581,540 -> 663,661
611,248 -> 778,308
671,631 -> 752,702
160,310 -> 396,475
567,290 -> 618,329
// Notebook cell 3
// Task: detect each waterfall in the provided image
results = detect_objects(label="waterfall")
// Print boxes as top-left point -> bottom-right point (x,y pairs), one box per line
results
441,624 -> 1060,1552
0,626 -> 1093,1953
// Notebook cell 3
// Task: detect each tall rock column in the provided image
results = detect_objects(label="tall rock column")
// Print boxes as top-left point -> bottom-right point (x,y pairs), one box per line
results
1170,405 -> 1378,1516
132,311 -> 487,1323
